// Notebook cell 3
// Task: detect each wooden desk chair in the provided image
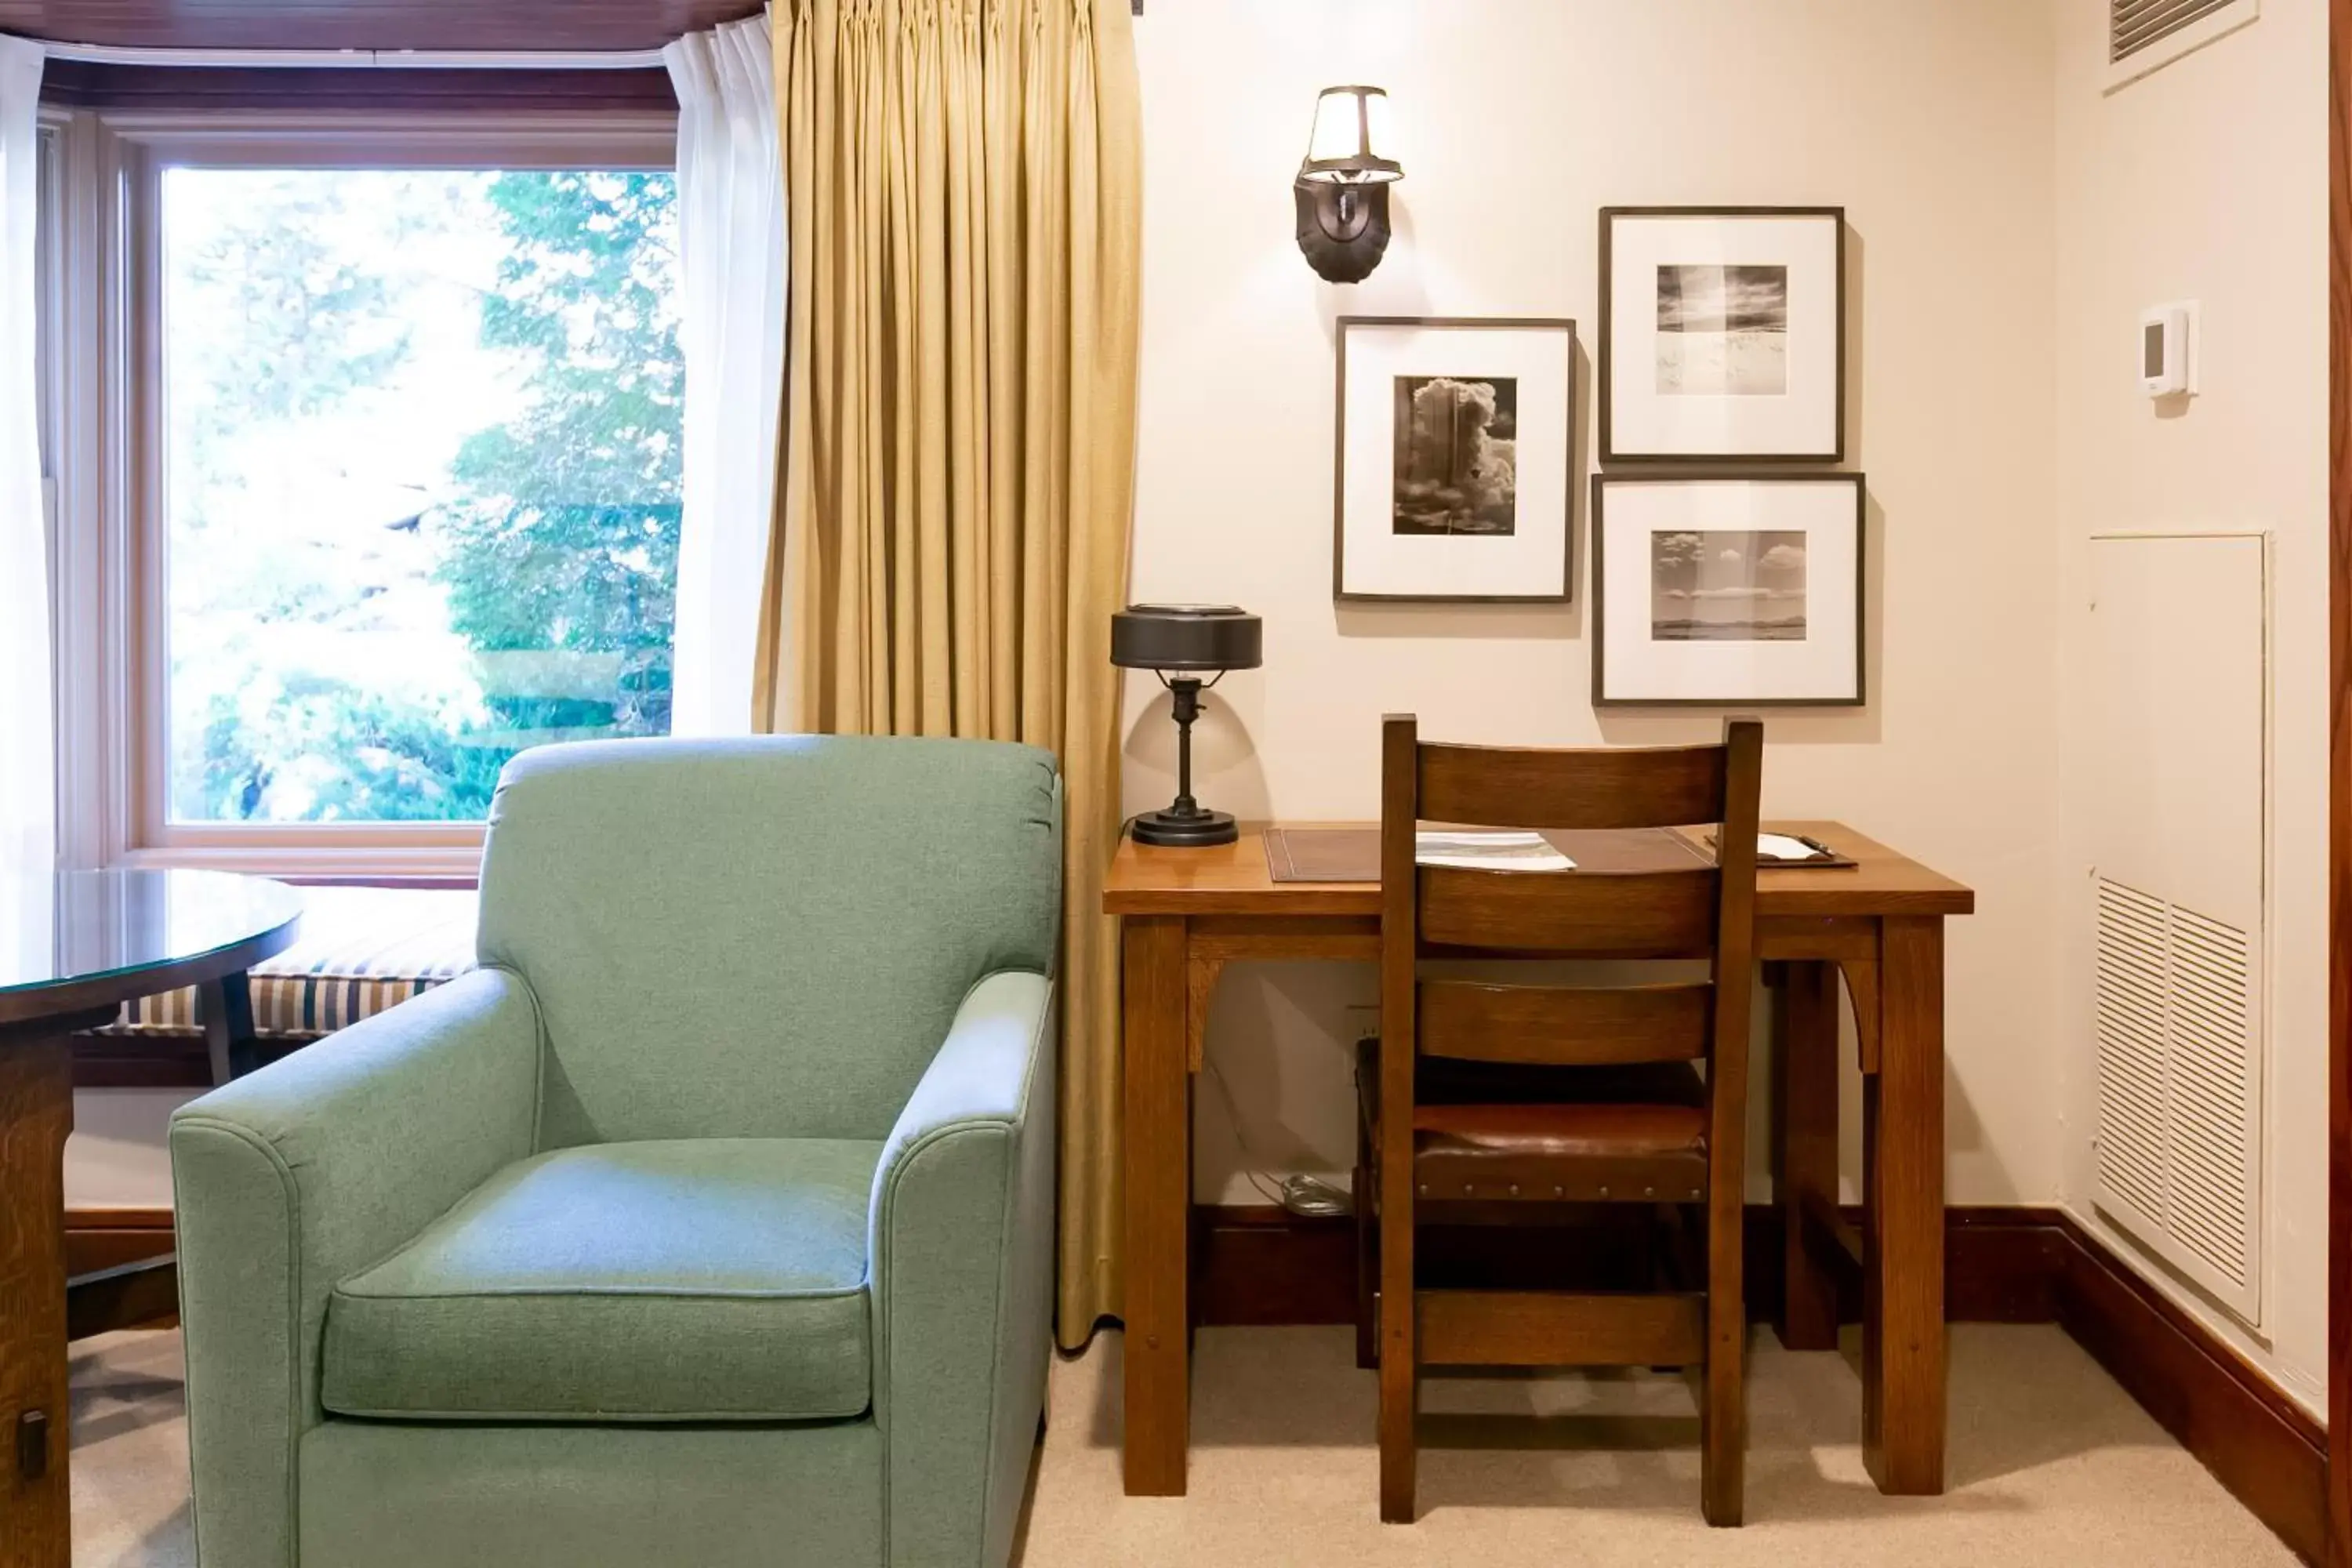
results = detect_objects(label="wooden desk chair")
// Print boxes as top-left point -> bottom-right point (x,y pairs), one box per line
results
1361,713 -> 1763,1526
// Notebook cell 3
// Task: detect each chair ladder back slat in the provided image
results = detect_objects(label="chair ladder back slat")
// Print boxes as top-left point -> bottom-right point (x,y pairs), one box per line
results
1417,979 -> 1712,1065
1417,741 -> 1730,832
1417,865 -> 1719,957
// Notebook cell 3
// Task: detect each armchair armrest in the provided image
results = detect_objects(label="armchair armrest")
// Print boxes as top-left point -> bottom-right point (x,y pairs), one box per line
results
868,969 -> 1056,1568
169,965 -> 543,1568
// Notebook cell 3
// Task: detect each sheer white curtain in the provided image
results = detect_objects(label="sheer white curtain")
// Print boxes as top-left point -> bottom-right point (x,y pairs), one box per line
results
0,35 -> 52,877
664,13 -> 787,737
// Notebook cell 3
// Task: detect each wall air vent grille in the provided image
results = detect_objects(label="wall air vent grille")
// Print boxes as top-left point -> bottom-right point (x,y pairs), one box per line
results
2112,0 -> 2234,61
2107,0 -> 2257,85
2092,877 -> 2259,1301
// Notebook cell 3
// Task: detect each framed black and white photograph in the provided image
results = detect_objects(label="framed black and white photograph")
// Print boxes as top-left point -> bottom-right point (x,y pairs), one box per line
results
1592,472 -> 1865,706
1600,207 -> 1844,463
1334,316 -> 1576,601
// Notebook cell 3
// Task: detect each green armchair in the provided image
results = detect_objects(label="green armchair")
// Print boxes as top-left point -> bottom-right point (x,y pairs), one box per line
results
169,736 -> 1062,1568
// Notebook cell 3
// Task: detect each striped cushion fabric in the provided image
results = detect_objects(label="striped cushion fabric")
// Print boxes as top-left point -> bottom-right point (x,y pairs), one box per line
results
99,886 -> 477,1042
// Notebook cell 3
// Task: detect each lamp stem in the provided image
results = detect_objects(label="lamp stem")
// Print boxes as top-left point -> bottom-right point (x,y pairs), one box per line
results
1168,677 -> 1203,817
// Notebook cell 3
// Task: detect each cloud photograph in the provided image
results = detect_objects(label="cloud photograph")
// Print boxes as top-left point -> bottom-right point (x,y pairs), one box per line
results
1650,528 -> 1808,641
1391,374 -> 1518,535
1655,263 -> 1788,397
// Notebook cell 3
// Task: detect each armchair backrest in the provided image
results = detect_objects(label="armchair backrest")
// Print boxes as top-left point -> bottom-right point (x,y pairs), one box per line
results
477,735 -> 1062,1146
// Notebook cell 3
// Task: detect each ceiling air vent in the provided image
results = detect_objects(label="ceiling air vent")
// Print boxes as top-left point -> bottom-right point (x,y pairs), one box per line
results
2108,0 -> 2258,89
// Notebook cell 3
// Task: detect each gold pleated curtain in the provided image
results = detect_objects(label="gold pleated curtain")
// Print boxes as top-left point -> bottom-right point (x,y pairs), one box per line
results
762,0 -> 1141,1348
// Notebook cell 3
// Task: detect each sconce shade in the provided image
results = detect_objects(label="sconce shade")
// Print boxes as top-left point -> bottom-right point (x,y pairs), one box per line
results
1299,85 -> 1403,185
1111,604 -> 1263,673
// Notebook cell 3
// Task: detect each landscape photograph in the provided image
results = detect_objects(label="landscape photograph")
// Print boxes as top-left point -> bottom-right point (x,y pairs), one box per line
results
1650,528 -> 1808,641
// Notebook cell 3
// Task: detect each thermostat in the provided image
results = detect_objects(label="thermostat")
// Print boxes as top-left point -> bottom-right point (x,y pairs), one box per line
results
2139,300 -> 2198,398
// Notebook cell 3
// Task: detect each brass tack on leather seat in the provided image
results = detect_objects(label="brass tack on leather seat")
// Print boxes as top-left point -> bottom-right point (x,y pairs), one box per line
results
1644,1186 -> 1656,1198
1508,1183 -> 1519,1196
1553,1185 -> 1564,1197
1599,1185 -> 1610,1198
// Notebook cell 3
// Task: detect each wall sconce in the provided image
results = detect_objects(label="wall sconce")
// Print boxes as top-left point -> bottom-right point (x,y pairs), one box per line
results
1294,85 -> 1403,285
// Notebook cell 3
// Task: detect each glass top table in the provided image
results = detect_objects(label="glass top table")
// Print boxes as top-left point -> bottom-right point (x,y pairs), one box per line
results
0,869 -> 303,1026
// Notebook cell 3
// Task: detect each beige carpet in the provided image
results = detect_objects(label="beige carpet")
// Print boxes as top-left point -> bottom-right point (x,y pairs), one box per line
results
73,1323 -> 2294,1566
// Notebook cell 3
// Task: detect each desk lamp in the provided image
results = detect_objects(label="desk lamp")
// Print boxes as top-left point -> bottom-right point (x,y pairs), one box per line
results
1112,604 -> 1262,847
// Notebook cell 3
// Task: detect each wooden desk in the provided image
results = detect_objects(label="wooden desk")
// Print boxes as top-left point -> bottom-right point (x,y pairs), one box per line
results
1105,820 -> 1974,1501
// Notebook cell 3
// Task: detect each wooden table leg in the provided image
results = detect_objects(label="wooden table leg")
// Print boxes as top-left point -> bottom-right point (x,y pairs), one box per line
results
1770,960 -> 1841,1352
198,971 -> 257,1087
1121,915 -> 1192,1496
1862,916 -> 1947,1495
0,1030 -> 74,1568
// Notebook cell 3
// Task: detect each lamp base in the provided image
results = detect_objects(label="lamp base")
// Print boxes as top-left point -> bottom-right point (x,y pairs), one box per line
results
1129,807 -> 1239,848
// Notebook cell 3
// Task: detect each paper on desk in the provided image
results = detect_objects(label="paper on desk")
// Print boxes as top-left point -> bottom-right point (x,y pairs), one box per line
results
1757,832 -> 1828,862
1414,830 -> 1576,873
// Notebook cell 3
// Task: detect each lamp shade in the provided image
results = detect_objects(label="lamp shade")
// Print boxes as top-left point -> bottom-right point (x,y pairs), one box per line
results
1299,85 -> 1402,185
1111,604 -> 1263,673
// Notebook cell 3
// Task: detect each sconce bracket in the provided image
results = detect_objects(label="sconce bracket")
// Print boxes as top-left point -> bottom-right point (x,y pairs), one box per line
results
1294,180 -> 1392,285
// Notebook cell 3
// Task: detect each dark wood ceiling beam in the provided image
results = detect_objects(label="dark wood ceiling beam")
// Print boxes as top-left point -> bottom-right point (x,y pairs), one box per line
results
37,58 -> 677,110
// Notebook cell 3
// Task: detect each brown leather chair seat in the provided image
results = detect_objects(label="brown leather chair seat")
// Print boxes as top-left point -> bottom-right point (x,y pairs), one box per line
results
1357,1048 -> 1708,1204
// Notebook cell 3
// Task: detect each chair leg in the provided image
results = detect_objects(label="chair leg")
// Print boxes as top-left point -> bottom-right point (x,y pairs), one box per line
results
1700,1225 -> 1747,1526
1376,1149 -> 1416,1521
1354,1137 -> 1378,1370
1377,1304 -> 1416,1522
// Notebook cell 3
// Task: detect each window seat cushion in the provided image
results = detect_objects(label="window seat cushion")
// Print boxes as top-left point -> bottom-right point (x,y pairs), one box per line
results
94,884 -> 477,1041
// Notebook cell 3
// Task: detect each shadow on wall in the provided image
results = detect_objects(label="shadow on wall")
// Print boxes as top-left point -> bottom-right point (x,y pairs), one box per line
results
1197,958 -> 1374,1197
1121,679 -> 1272,823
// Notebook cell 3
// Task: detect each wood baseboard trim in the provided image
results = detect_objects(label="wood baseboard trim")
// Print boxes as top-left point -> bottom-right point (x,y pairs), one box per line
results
66,1207 -> 180,1331
65,1207 -> 176,1278
1190,1200 -> 2321,1561
2047,1210 -> 2326,1563
1193,1206 -> 1357,1326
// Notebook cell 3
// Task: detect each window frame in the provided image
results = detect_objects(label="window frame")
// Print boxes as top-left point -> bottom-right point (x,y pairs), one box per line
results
45,108 -> 679,877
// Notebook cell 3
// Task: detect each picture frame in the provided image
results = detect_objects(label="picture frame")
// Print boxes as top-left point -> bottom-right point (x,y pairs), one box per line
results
1592,471 -> 1866,707
1333,315 -> 1577,602
1599,206 -> 1846,463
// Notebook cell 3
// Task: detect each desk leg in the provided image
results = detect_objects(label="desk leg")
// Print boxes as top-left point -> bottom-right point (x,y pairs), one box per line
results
1122,915 -> 1192,1497
1770,960 -> 1841,1352
1862,916 -> 1947,1495
0,1031 -> 74,1568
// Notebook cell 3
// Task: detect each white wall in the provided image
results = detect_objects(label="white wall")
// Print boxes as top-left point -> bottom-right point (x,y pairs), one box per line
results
1125,1 -> 2065,1210
2052,0 -> 2329,1415
66,1088 -> 190,1209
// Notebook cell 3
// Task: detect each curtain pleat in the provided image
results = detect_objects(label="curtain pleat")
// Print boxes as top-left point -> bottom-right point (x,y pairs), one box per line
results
766,0 -> 1141,1348
662,14 -> 786,738
0,35 -> 53,882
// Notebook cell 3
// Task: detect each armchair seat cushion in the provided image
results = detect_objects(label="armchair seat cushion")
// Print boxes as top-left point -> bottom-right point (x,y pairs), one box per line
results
321,1138 -> 883,1423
